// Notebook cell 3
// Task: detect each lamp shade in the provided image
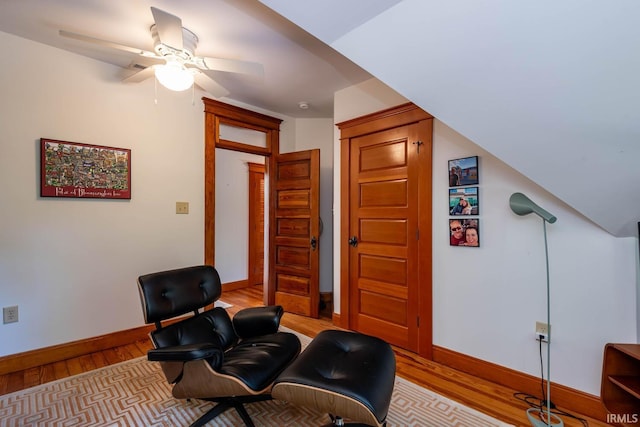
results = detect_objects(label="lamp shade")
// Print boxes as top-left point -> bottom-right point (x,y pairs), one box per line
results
155,60 -> 194,92
509,192 -> 557,223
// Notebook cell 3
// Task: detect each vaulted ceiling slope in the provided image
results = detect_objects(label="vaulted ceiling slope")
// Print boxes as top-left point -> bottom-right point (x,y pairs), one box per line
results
261,0 -> 640,238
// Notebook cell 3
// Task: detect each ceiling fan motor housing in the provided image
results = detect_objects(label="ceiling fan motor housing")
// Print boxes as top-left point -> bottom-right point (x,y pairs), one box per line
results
150,24 -> 198,61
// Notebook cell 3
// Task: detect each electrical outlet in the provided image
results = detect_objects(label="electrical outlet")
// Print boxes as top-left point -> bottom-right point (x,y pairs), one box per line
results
176,202 -> 189,214
3,305 -> 19,324
535,321 -> 549,342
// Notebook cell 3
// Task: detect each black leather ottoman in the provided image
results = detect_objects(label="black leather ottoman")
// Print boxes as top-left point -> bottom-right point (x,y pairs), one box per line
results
272,329 -> 396,427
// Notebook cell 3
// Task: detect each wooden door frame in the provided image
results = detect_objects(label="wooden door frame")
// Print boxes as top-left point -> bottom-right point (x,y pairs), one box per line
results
337,102 -> 434,358
203,98 -> 282,305
248,162 -> 266,287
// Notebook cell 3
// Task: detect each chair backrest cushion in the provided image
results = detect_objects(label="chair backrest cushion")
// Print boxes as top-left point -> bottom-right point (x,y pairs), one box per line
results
138,265 -> 222,324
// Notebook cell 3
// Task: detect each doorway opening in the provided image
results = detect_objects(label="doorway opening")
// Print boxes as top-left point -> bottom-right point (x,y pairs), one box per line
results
204,98 -> 280,305
204,98 -> 321,316
214,150 -> 266,293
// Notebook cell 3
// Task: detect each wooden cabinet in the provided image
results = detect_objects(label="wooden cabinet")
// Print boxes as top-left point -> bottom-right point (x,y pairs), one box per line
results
601,344 -> 640,426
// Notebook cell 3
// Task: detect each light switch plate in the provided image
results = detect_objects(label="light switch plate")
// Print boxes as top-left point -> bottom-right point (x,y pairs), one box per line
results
176,202 -> 189,214
3,306 -> 18,324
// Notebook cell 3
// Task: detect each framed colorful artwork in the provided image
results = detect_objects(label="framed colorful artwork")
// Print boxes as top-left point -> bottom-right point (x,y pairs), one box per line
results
40,138 -> 131,199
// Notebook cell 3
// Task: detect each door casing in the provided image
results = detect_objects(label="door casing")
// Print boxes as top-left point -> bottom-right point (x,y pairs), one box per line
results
337,102 -> 434,358
204,98 -> 282,305
204,99 -> 321,312
248,162 -> 266,287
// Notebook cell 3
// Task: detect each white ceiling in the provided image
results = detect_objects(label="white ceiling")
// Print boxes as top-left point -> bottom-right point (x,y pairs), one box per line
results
0,0 -> 371,118
2,0 -> 639,238
262,0 -> 640,238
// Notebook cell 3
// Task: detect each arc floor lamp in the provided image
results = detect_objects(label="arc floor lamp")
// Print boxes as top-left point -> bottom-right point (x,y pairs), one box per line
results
509,192 -> 563,427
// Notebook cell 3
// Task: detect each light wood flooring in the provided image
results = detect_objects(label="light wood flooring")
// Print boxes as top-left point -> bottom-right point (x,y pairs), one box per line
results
0,285 -> 609,427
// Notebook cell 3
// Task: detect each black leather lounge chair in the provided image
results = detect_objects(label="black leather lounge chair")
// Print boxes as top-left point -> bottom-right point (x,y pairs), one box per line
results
137,265 -> 301,427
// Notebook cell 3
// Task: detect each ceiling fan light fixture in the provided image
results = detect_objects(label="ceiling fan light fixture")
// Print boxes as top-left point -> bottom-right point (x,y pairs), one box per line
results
59,7 -> 263,97
155,60 -> 193,92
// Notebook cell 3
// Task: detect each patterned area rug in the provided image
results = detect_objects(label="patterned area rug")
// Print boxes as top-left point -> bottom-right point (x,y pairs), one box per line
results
0,329 -> 513,427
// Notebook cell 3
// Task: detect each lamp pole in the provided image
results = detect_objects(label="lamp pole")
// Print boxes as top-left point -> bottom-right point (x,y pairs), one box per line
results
543,219 -> 552,426
509,192 -> 562,427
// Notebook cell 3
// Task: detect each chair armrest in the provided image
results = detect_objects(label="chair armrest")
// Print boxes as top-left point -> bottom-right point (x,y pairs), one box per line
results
148,343 -> 223,367
233,305 -> 284,338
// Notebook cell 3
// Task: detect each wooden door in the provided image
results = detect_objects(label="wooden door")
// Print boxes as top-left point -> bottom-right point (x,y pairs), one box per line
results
269,149 -> 320,318
248,162 -> 265,287
348,126 -> 421,350
339,103 -> 433,357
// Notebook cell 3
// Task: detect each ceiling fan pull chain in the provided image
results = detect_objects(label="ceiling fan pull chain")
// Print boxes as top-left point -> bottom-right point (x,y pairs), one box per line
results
154,76 -> 158,105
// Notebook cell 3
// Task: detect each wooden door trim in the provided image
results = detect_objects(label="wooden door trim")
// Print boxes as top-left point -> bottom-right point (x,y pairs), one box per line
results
205,99 -> 282,131
337,102 -> 433,139
248,162 -> 266,287
203,98 -> 282,305
337,102 -> 433,358
415,118 -> 434,357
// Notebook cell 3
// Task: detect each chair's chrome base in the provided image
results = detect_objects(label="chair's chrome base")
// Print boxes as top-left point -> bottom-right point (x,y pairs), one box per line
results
321,414 -> 386,427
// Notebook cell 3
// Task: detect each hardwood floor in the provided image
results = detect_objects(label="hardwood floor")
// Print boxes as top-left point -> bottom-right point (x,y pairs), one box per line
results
0,286 -> 609,427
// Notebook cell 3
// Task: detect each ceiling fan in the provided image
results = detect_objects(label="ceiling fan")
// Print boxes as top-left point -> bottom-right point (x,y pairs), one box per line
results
59,7 -> 264,97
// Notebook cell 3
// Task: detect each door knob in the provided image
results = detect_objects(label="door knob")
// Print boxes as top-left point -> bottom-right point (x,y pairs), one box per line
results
310,236 -> 317,251
348,236 -> 358,247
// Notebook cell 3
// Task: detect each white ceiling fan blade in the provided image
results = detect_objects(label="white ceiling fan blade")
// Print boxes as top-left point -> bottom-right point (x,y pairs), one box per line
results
150,7 -> 184,51
199,56 -> 264,77
123,66 -> 156,83
59,30 -> 156,57
193,71 -> 229,98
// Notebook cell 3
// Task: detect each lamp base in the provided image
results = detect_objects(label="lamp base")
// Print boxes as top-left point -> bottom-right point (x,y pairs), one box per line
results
526,408 -> 564,427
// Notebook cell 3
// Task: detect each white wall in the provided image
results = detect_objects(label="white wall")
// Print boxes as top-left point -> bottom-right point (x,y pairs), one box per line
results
0,31 -> 206,355
0,32 -> 300,356
333,79 -> 638,396
214,149 -> 265,283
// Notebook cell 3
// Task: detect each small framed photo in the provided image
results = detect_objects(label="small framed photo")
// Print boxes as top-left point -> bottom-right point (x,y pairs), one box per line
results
449,187 -> 479,216
448,155 -> 479,187
449,219 -> 480,247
